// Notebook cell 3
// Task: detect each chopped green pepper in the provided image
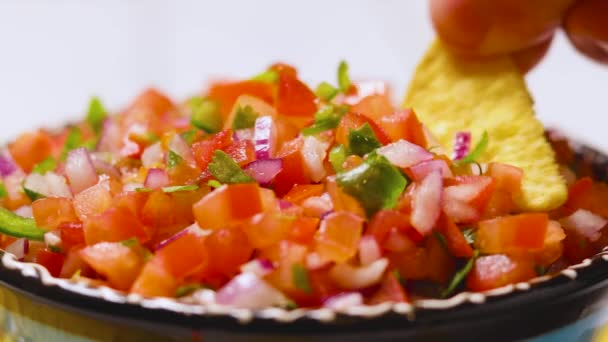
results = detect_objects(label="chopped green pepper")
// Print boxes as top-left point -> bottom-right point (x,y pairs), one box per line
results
0,207 -> 46,241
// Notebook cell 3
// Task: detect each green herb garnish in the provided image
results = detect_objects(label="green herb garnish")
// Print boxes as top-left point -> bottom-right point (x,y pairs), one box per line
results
434,231 -> 448,250
251,69 -> 279,83
86,96 -> 107,134
61,127 -> 83,159
207,180 -> 223,189
302,105 -> 347,136
232,105 -> 259,130
167,150 -> 183,169
285,300 -> 299,310
208,150 -> 255,184
456,131 -> 489,165
49,245 -> 62,253
348,123 -> 382,156
135,187 -> 153,193
315,82 -> 339,102
441,250 -> 480,298
337,60 -> 351,93
0,207 -> 46,241
292,264 -> 312,293
181,129 -> 199,145
121,238 -> 138,247
336,152 -> 408,216
0,183 -> 6,199
32,157 -> 57,175
189,96 -> 222,134
162,185 -> 199,193
23,187 -> 45,201
329,144 -> 347,172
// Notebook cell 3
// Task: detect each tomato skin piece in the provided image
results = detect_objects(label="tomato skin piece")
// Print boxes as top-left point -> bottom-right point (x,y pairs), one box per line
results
156,230 -> 208,279
476,213 -> 549,254
224,140 -> 256,167
208,80 -> 274,119
288,216 -> 320,245
199,227 -> 253,279
32,197 -> 79,231
367,209 -> 412,246
9,130 -> 53,172
369,272 -> 409,304
274,138 -> 311,196
270,63 -> 298,78
466,254 -> 536,292
351,94 -> 394,124
378,109 -> 427,147
83,206 -> 149,245
436,213 -> 474,258
335,112 -> 392,147
389,248 -> 429,280
73,182 -> 114,221
276,73 -> 317,118
193,184 -> 264,230
314,211 -> 364,263
283,184 -> 325,205
60,245 -> 90,278
131,257 -> 179,297
36,248 -> 65,277
127,88 -> 174,118
80,242 -> 145,291
59,222 -> 85,251
241,212 -> 295,249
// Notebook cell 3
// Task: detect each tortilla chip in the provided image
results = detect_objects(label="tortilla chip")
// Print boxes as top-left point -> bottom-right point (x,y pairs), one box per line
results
404,40 -> 567,211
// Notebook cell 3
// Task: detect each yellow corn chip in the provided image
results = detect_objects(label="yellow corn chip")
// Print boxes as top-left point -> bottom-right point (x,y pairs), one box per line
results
404,40 -> 567,211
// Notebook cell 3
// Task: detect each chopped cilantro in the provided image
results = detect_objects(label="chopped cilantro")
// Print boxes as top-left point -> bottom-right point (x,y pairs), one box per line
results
135,187 -> 153,193
49,245 -> 62,253
336,152 -> 408,216
315,82 -> 339,102
208,150 -> 254,184
302,105 -> 347,136
167,150 -> 183,169
86,96 -> 107,134
292,264 -> 312,293
329,144 -> 347,172
189,96 -> 222,134
441,250 -> 480,298
23,187 -> 45,201
251,69 -> 279,84
207,180 -> 223,189
121,238 -> 138,247
175,283 -> 207,297
32,157 -> 57,175
337,60 -> 351,93
434,231 -> 448,250
0,183 -> 6,199
181,129 -> 199,145
463,228 -> 476,245
232,105 -> 259,130
285,300 -> 299,310
162,184 -> 199,193
348,123 -> 382,156
535,265 -> 547,276
456,131 -> 489,165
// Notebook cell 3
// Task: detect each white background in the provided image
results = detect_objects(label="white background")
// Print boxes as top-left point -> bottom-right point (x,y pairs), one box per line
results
0,1 -> 606,149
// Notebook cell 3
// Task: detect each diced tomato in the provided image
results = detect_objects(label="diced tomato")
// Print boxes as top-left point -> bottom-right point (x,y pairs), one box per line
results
141,191 -> 179,228
283,184 -> 325,205
335,112 -> 391,146
274,138 -> 311,196
32,197 -> 79,230
241,212 -> 295,248
59,245 -> 90,278
383,228 -> 417,252
466,255 -> 535,291
83,206 -> 149,245
80,242 -> 145,290
378,109 -> 427,147
265,240 -> 307,291
443,176 -> 495,224
36,248 -> 65,277
73,182 -> 113,221
564,177 -> 608,218
156,230 -> 208,279
59,222 -> 85,251
533,221 -> 566,266
367,210 -> 412,245
208,80 -> 274,119
425,234 -> 455,284
351,94 -> 394,124
8,130 -> 53,172
563,228 -> 599,263
112,191 -> 149,218
487,163 -> 523,193
369,272 -> 409,304
127,88 -> 174,117
389,248 -> 429,280
276,73 -> 317,117
288,216 -> 320,245
436,213 -> 474,258
197,227 -> 253,280
224,140 -> 256,166
269,63 -> 298,78
476,213 -> 549,254
326,176 -> 366,218
193,183 -> 264,230
314,211 -> 364,263
131,257 -> 179,297
192,129 -> 234,171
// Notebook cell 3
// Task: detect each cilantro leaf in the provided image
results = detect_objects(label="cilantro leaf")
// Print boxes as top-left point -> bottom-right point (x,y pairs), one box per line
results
232,105 -> 259,130
456,131 -> 489,165
135,187 -> 153,193
167,150 -> 183,169
208,150 -> 255,184
251,69 -> 279,84
61,127 -> 83,159
189,96 -> 222,134
292,263 -> 312,293
329,144 -> 347,172
302,105 -> 346,136
32,157 -> 57,175
121,238 -> 138,247
337,60 -> 351,93
162,185 -> 199,193
86,96 -> 107,134
23,187 -> 45,201
0,183 -> 6,199
336,152 -> 408,216
315,82 -> 339,102
49,245 -> 62,253
207,180 -> 222,189
181,129 -> 199,144
348,123 -> 382,156
441,250 -> 480,298
434,231 -> 448,250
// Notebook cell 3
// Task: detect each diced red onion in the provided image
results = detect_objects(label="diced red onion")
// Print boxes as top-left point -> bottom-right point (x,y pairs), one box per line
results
409,159 -> 453,183
216,273 -> 289,309
358,235 -> 382,266
13,206 -> 33,218
329,258 -> 388,290
560,209 -> 607,242
168,134 -> 196,165
141,142 -> 164,168
453,131 -> 471,160
243,159 -> 282,186
279,200 -> 293,210
253,116 -> 277,160
97,118 -> 122,153
233,128 -> 254,142
65,148 -> 98,194
323,292 -> 364,310
377,139 -> 433,168
240,258 -> 275,277
155,223 -> 211,251
301,136 -> 331,182
306,252 -> 332,270
0,151 -> 18,176
144,168 -> 170,189
173,117 -> 190,129
6,238 -> 29,260
91,159 -> 121,179
24,172 -> 73,199
411,172 -> 442,236
44,230 -> 62,248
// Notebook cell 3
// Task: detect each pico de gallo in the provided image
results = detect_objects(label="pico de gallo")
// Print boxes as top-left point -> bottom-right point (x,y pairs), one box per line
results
0,62 -> 606,309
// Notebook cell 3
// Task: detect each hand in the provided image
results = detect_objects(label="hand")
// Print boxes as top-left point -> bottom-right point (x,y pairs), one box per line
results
429,0 -> 608,72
